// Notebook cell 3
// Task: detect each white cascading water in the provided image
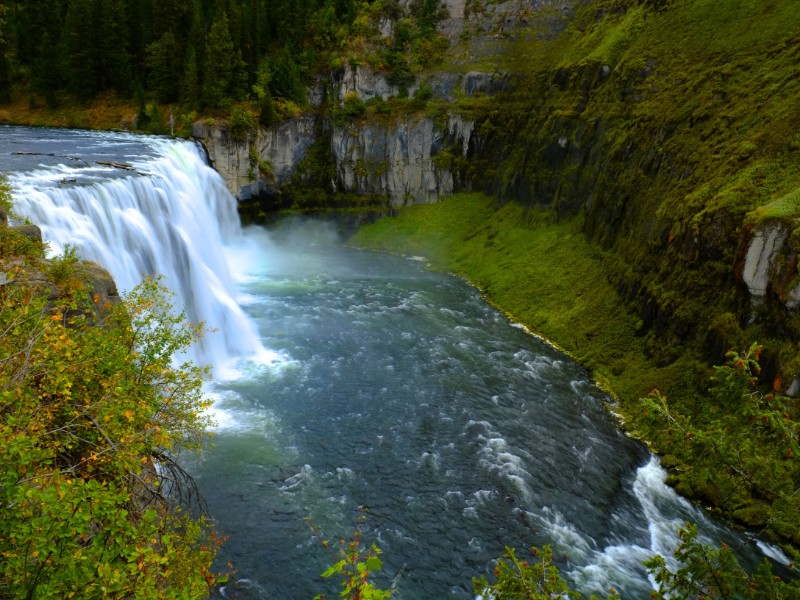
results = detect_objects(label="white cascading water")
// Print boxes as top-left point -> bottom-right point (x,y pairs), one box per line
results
541,456 -> 791,595
8,138 -> 269,372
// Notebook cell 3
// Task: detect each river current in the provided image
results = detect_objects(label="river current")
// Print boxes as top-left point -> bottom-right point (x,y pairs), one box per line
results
1,126 -> 786,599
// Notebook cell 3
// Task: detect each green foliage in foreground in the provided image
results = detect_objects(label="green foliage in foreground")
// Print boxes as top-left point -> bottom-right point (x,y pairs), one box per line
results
0,270 -> 222,598
317,521 -> 798,600
309,513 -> 392,600
642,345 -> 800,547
474,545 -> 618,600
646,524 -> 798,600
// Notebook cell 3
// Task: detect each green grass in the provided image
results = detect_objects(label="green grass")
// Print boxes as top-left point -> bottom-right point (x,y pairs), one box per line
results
347,1 -> 800,549
349,193 -> 704,409
755,186 -> 800,222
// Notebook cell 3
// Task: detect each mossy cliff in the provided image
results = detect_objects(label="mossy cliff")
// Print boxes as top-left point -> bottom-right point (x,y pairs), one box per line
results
348,0 -> 800,551
191,0 -> 800,549
464,0 -> 800,375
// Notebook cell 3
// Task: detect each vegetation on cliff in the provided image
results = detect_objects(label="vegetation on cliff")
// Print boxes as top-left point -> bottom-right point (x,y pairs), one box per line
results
2,0 -> 800,594
0,0 -> 449,132
435,0 -> 800,550
0,182 -> 223,597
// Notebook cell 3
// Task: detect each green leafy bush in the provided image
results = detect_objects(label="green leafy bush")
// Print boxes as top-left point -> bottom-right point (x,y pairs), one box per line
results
0,276 -> 223,598
46,243 -> 80,285
642,344 -> 800,546
229,102 -> 258,141
309,512 -> 393,600
646,524 -> 800,599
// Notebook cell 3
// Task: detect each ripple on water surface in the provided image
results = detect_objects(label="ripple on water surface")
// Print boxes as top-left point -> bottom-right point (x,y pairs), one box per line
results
191,239 -> 781,600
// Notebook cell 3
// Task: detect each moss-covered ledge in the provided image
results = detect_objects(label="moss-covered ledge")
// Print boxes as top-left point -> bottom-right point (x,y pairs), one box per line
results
347,192 -> 799,556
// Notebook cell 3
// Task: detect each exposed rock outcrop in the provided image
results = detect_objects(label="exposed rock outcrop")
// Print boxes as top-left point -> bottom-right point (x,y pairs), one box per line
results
196,111 -> 474,207
192,117 -> 316,200
742,223 -> 789,304
331,114 -> 473,205
740,222 -> 800,313
336,65 -> 405,103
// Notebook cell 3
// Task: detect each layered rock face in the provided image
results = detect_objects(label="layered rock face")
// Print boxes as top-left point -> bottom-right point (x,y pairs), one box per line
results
331,114 -> 473,205
192,0 -> 569,207
742,223 -> 800,312
194,75 -> 477,207
194,110 -> 473,207
191,117 -> 316,202
195,0 -> 800,387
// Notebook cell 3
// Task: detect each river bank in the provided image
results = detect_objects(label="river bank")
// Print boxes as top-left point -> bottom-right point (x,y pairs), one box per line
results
348,192 -> 800,557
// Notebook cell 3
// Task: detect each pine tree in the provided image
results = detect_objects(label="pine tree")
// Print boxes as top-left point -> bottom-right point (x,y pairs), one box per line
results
97,0 -> 132,95
202,11 -> 235,108
151,0 -> 189,42
0,3 -> 6,45
125,0 -> 151,82
0,26 -> 9,103
31,31 -> 63,107
64,0 -> 98,101
270,48 -> 306,106
147,31 -> 181,103
180,44 -> 200,109
252,56 -> 275,126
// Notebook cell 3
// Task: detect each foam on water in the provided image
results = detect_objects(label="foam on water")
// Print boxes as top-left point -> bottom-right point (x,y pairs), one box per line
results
756,541 -> 793,566
559,457 -> 709,595
9,136 -> 271,371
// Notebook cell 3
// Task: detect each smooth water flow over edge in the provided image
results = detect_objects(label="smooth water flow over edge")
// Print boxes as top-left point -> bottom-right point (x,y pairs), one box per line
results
7,134 -> 271,369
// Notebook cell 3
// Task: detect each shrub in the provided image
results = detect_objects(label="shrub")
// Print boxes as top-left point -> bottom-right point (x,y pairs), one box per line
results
0,277 -> 224,598
229,102 -> 258,141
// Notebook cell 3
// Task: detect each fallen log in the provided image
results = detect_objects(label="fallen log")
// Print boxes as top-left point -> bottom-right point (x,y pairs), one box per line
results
96,160 -> 136,171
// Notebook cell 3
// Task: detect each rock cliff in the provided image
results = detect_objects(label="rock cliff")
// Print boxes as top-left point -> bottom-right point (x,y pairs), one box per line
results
193,0 -> 569,208
194,74 -> 477,208
194,0 -> 800,390
192,116 -> 316,201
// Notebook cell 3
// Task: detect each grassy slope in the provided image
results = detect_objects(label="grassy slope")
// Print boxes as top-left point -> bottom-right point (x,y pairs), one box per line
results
350,192 -> 699,420
0,95 -> 203,137
0,95 -> 138,130
353,0 -> 800,551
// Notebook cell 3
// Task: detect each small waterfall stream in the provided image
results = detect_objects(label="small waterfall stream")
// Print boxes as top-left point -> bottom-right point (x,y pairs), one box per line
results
2,127 -> 790,598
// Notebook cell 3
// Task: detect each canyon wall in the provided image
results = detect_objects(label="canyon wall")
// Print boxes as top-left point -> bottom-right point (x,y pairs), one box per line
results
194,0 -> 800,388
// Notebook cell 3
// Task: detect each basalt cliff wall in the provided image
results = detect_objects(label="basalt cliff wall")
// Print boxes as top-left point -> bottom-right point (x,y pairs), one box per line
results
192,102 -> 475,208
194,0 -> 800,390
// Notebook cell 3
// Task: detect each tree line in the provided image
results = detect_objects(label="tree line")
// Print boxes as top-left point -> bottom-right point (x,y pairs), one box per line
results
0,0 -> 449,120
0,0 -> 339,108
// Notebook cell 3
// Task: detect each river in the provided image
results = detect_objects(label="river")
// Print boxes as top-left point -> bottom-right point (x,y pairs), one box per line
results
0,126 -> 787,599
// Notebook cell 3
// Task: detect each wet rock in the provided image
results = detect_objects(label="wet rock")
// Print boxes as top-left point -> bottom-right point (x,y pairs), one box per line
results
463,71 -> 509,96
12,223 -> 42,243
741,223 -> 788,301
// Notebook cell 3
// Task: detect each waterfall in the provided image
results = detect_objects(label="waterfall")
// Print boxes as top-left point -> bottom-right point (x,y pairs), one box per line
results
8,137 -> 267,372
